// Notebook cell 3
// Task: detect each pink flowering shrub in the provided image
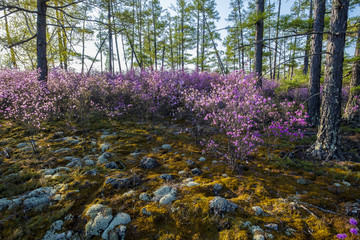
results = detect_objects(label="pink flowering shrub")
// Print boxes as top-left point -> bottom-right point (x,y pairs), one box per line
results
182,70 -> 307,162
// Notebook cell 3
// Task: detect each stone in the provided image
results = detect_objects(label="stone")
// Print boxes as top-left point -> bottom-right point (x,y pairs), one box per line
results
264,223 -> 278,231
85,169 -> 98,176
105,162 -> 119,169
178,170 -> 186,175
101,213 -> 131,240
153,185 -> 177,205
186,159 -> 195,166
187,181 -> 200,187
105,175 -> 142,189
209,197 -> 238,215
334,183 -> 341,187
199,157 -> 206,162
66,138 -> 81,145
159,194 -> 177,205
118,225 -> 127,240
98,153 -> 111,164
17,142 -> 28,148
160,174 -> 173,181
65,158 -> 82,167
23,187 -> 56,209
101,143 -> 111,152
53,132 -> 64,138
139,193 -> 150,201
85,160 -> 95,166
191,168 -> 203,176
222,174 -> 229,178
140,157 -> 160,169
212,160 -> 218,164
53,148 -> 71,154
85,204 -> 113,237
0,198 -> 10,211
297,178 -> 308,185
141,207 -> 151,216
252,206 -> 264,216
44,167 -> 69,176
123,190 -> 135,197
285,228 -> 296,236
252,226 -> 265,240
42,220 -> 65,240
213,183 -> 223,195
162,144 -> 171,150
342,181 -> 351,187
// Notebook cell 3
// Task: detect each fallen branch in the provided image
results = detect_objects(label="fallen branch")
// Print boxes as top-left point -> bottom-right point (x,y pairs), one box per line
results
293,200 -> 340,215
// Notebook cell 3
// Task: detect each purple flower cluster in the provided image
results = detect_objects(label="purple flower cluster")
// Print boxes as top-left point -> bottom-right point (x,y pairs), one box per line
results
182,70 -> 307,161
336,218 -> 359,239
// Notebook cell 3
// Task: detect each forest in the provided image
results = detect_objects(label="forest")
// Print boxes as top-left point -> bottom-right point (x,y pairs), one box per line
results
0,0 -> 360,239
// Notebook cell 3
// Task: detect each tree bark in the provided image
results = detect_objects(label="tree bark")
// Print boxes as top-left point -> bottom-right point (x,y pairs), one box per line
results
37,0 -> 48,81
4,9 -> 16,68
310,0 -> 349,160
108,0 -> 113,74
254,0 -> 264,86
303,0 -> 313,75
272,0 -> 281,79
344,25 -> 360,123
308,0 -> 325,126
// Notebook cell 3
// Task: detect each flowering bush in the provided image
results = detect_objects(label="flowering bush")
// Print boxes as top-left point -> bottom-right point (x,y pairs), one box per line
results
182,70 -> 308,162
336,218 -> 359,239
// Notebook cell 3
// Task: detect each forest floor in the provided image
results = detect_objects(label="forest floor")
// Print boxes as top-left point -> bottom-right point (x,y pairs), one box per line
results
0,117 -> 360,240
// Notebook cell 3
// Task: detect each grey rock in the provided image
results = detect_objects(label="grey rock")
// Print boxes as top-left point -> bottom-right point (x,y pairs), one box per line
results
101,143 -> 111,152
161,144 -> 171,150
85,160 -> 95,166
252,206 -> 264,216
213,183 -> 223,195
85,169 -> 98,176
191,168 -> 203,176
209,197 -> 238,215
42,220 -> 65,240
178,170 -> 186,175
118,225 -> 126,240
23,187 -> 56,209
160,174 -> 173,181
186,159 -> 195,166
285,228 -> 296,236
222,174 -> 229,178
123,190 -> 135,197
85,204 -> 113,237
65,138 -> 81,145
44,167 -> 69,176
101,213 -> 131,239
159,194 -> 177,205
105,175 -> 141,189
141,207 -> 151,216
140,157 -> 160,169
65,158 -> 82,167
53,132 -> 64,138
199,157 -> 206,162
105,162 -> 119,169
342,181 -> 351,187
0,198 -> 10,211
17,142 -> 28,148
85,204 -> 112,219
53,148 -> 71,154
187,181 -> 200,187
334,183 -> 341,187
98,152 -> 111,164
264,223 -> 278,231
139,193 -> 150,201
212,160 -> 218,164
297,178 -> 309,185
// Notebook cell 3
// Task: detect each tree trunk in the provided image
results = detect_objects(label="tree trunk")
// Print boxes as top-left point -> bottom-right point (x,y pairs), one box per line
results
37,0 -> 48,81
108,0 -> 113,74
237,0 -> 245,70
152,1 -> 157,70
303,0 -> 313,75
196,7 -> 200,71
254,0 -> 264,86
308,0 -> 325,126
273,0 -> 281,79
344,25 -> 360,123
81,9 -> 86,74
4,9 -> 16,68
310,0 -> 349,160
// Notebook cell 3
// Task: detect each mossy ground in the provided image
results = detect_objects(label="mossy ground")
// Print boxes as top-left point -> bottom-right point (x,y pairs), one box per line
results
0,117 -> 359,240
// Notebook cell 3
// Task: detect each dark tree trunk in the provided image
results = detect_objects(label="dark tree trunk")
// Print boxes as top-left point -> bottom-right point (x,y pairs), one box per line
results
344,25 -> 360,123
273,0 -> 281,79
303,0 -> 313,75
310,0 -> 349,160
254,0 -> 264,86
37,0 -> 48,81
108,0 -> 113,74
307,0 -> 325,126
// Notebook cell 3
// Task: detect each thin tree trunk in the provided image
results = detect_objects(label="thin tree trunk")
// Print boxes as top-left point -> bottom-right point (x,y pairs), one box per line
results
237,0 -> 245,70
344,25 -> 360,123
121,34 -> 128,71
4,9 -> 16,68
181,7 -> 185,71
37,0 -> 48,82
201,10 -> 205,71
152,1 -> 157,70
196,7 -> 200,71
303,0 -> 313,75
81,9 -> 86,74
268,0 -> 272,79
310,0 -> 349,160
254,0 -> 264,86
308,0 -> 325,126
273,0 -> 281,79
108,0 -> 113,74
